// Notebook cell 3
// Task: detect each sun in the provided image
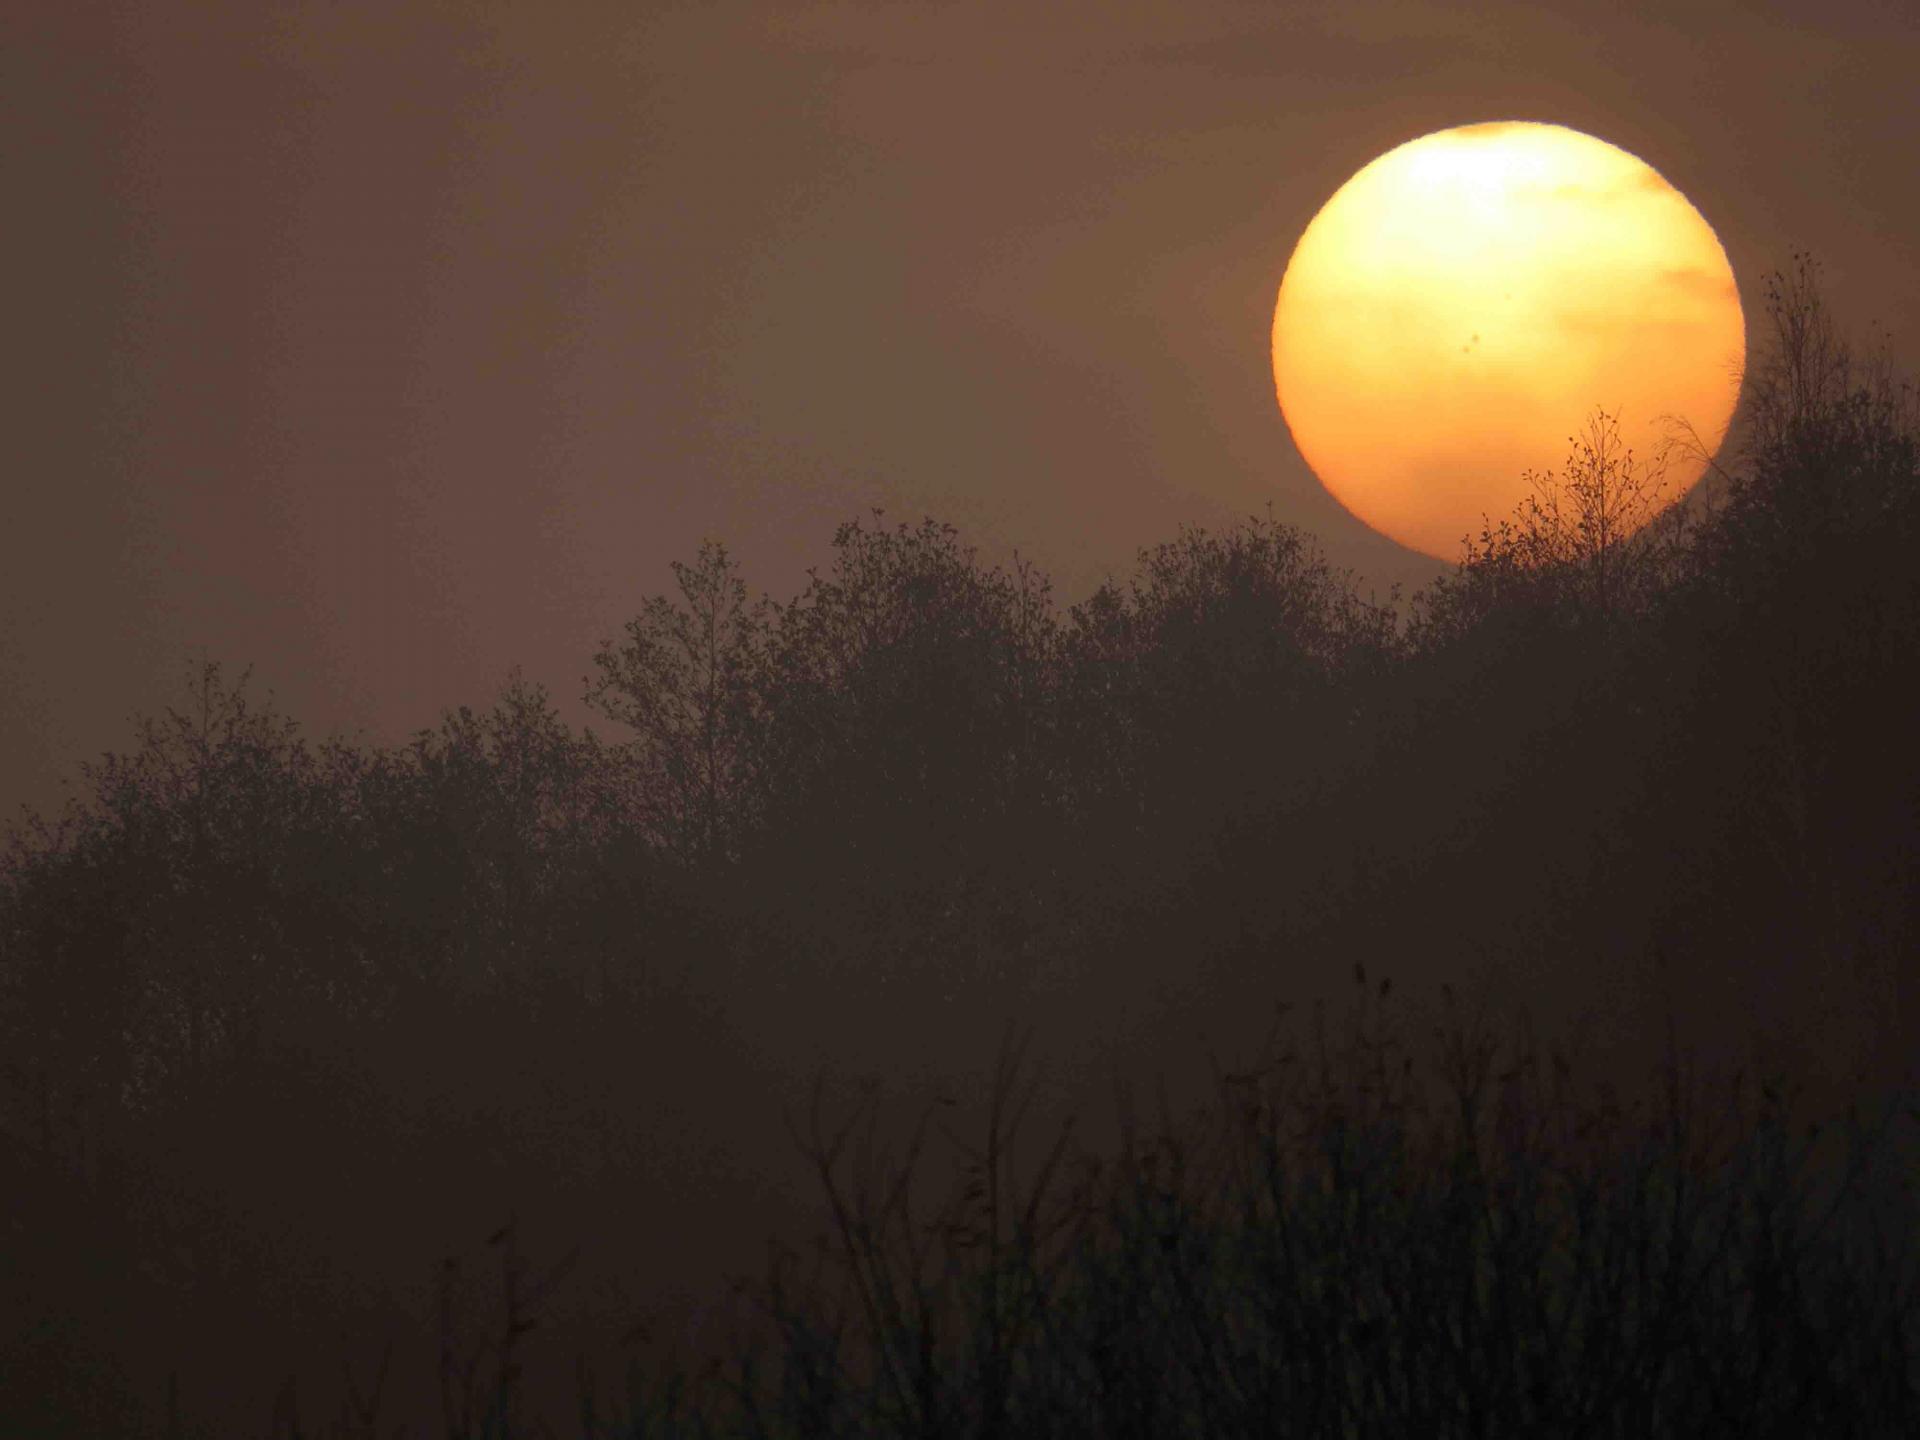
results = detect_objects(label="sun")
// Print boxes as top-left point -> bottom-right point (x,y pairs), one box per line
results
1272,121 -> 1745,560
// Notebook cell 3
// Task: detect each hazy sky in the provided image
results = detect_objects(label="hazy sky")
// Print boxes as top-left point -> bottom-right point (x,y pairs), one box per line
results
4,0 -> 1916,823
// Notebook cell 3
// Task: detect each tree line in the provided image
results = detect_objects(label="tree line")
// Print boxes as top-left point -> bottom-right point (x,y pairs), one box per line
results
3,256 -> 1915,1176
3,253 -> 1916,1435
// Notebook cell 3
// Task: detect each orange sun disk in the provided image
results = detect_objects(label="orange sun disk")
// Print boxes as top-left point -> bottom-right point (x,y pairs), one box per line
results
1272,121 -> 1746,560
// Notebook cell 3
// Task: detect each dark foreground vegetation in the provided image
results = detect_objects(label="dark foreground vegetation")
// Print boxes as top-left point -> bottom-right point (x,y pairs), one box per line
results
3,258 -> 1916,1434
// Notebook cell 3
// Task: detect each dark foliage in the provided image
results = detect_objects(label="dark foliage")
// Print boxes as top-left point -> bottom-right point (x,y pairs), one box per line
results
1,259 -> 1916,1434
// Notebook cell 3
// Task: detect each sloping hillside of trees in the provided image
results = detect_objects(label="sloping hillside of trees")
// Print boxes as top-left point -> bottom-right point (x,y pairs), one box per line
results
2,258 -> 1915,1435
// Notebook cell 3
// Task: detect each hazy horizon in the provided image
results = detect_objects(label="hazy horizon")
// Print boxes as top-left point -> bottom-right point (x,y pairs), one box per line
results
6,0 -> 1918,824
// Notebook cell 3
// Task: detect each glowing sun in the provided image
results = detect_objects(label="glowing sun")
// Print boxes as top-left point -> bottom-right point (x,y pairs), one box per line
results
1272,121 -> 1745,560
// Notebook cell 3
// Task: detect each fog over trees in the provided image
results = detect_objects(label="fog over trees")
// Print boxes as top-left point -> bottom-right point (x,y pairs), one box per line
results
3,260 -> 1917,1435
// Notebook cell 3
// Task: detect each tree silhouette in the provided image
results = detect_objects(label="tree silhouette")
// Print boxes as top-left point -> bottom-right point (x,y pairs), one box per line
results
586,541 -> 771,867
741,514 -> 1064,1000
1053,513 -> 1395,921
0,662 -> 369,1159
1413,408 -> 1683,655
1647,254 -> 1920,1012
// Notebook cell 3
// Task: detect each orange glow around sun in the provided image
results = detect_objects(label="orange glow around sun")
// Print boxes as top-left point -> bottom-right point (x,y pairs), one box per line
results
1272,121 -> 1746,560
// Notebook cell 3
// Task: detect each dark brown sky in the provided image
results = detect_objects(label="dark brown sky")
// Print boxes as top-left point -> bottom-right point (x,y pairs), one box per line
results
4,0 -> 1916,823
